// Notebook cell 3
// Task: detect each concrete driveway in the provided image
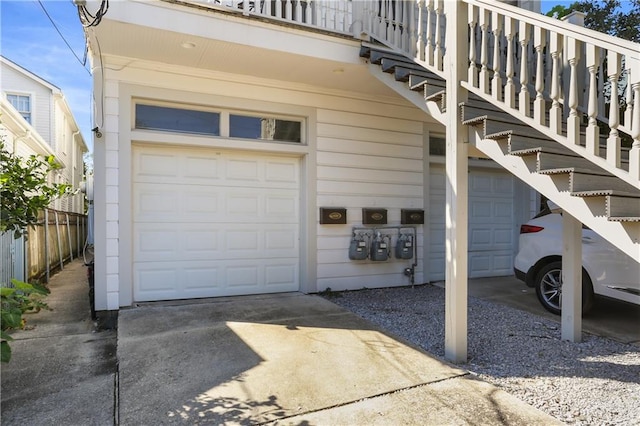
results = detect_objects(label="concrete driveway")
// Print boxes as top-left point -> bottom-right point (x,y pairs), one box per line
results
117,293 -> 560,425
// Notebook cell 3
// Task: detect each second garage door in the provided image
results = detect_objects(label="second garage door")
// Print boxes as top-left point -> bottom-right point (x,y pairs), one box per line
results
429,165 -> 516,281
132,145 -> 300,302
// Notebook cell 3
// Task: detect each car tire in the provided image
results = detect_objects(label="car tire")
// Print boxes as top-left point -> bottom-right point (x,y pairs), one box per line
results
534,261 -> 595,315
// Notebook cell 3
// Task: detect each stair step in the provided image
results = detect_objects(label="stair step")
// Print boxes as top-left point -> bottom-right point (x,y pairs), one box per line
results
573,189 -> 640,198
359,43 -> 402,60
394,67 -> 446,94
461,99 -> 527,126
369,49 -> 416,66
537,151 -> 605,173
381,57 -> 426,74
607,195 -> 640,219
509,142 -> 576,157
399,68 -> 443,87
409,73 -> 429,90
478,120 -> 549,142
427,90 -> 446,112
570,172 -> 640,195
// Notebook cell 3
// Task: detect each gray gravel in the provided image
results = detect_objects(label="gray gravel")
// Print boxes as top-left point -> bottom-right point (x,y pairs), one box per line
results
322,284 -> 640,426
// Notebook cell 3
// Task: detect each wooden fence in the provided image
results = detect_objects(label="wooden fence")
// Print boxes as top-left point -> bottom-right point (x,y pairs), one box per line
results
1,209 -> 88,286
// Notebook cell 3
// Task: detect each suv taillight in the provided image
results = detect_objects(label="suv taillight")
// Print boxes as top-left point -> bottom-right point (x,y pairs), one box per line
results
520,224 -> 544,234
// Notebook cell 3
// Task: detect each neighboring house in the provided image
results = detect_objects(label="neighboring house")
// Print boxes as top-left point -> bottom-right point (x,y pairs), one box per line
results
1,56 -> 88,214
1,56 -> 89,285
82,0 -> 639,360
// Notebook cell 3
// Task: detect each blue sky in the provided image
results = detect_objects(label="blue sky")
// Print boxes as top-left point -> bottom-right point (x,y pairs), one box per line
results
0,0 -> 601,159
1,0 -> 92,153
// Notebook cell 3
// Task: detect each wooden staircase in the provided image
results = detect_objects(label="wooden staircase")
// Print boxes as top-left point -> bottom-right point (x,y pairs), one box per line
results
360,43 -> 640,258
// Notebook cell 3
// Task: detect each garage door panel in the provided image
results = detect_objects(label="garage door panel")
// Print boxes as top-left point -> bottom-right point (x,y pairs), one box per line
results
429,166 -> 516,281
134,184 -> 220,221
227,193 -> 260,216
137,228 -> 180,258
493,201 -> 514,218
134,259 -> 298,301
266,194 -> 298,218
133,146 -> 300,301
184,156 -> 221,179
137,268 -> 180,293
135,223 -> 297,262
265,160 -> 298,183
184,268 -> 220,290
493,228 -> 513,246
135,152 -> 180,178
134,186 -> 298,224
470,200 -> 493,219
469,251 -> 513,277
227,265 -> 259,287
185,230 -> 220,254
266,265 -> 297,287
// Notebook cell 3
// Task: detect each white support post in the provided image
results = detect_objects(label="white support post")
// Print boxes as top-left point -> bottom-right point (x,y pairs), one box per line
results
444,0 -> 469,364
561,212 -> 582,342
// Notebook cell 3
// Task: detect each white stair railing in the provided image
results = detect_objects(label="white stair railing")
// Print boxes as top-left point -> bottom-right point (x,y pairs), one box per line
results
360,0 -> 640,188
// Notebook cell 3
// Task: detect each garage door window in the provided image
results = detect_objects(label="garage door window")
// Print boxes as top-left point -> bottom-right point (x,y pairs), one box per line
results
230,114 -> 301,143
135,104 -> 220,136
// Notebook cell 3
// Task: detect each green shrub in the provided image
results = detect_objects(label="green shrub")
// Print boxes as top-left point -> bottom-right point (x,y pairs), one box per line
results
1,279 -> 50,362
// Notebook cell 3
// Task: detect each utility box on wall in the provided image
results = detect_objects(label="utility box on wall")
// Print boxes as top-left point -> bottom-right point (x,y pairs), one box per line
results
319,207 -> 347,224
401,209 -> 424,224
362,208 -> 387,225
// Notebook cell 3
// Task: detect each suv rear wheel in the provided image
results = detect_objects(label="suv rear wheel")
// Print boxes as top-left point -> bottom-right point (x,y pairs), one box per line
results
534,261 -> 594,315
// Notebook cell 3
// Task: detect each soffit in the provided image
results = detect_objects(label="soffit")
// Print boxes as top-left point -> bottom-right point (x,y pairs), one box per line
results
92,19 -> 405,99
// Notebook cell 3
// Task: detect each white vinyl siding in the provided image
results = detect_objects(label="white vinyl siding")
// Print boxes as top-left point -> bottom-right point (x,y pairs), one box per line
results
315,108 -> 425,291
1,64 -> 52,143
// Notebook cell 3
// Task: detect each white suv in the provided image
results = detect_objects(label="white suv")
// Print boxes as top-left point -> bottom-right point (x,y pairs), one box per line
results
514,205 -> 640,315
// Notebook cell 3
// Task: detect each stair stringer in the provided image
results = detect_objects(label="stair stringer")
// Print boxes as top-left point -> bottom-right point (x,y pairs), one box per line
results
366,62 -> 445,125
469,126 -> 640,261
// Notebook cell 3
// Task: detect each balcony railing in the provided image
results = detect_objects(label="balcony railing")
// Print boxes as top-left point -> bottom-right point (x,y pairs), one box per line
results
183,0 -> 355,34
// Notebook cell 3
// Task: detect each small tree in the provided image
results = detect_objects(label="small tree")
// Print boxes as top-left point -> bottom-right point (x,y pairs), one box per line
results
546,0 -> 639,43
0,137 -> 72,362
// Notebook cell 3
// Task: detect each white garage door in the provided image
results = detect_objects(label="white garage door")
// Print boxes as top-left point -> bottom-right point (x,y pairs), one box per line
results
429,165 -> 516,281
132,145 -> 300,302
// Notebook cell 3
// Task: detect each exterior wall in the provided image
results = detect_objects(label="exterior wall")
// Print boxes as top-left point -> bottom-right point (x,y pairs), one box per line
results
52,97 -> 86,214
1,59 -> 87,215
92,57 -> 434,310
0,97 -> 55,158
1,61 -> 53,145
315,108 -> 426,291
